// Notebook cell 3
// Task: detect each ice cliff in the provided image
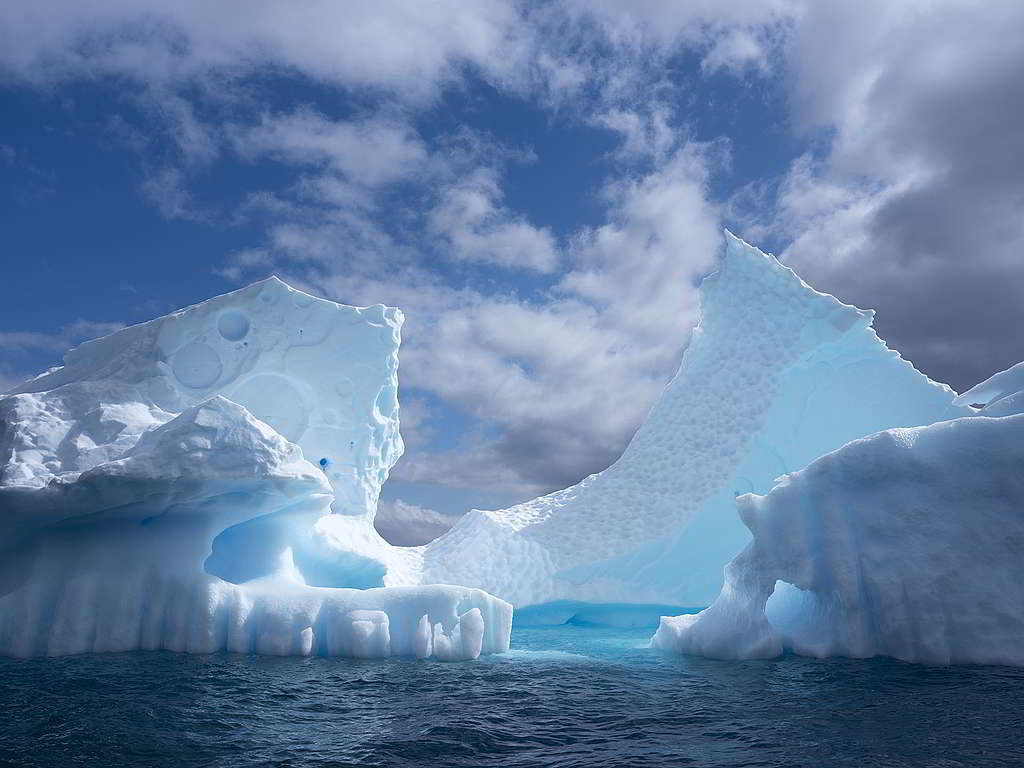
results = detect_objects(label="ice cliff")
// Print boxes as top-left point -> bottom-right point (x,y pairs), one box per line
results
0,278 -> 510,659
650,311 -> 1024,667
417,234 -> 968,610
651,404 -> 1024,666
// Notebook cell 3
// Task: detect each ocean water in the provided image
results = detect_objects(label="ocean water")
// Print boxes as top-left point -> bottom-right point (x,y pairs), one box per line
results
2,624 -> 1023,768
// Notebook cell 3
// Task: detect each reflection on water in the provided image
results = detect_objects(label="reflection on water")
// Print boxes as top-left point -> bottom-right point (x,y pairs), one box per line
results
2,624 -> 1023,767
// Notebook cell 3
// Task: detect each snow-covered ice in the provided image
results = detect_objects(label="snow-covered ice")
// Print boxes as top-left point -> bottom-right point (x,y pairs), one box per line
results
652,410 -> 1024,666
0,278 -> 510,659
417,234 -> 968,608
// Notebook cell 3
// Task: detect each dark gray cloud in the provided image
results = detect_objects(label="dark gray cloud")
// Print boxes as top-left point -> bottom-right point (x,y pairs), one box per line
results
778,0 -> 1024,392
374,500 -> 460,547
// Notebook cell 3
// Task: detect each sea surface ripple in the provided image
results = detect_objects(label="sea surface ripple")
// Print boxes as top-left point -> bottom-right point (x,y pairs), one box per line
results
2,625 -> 1023,767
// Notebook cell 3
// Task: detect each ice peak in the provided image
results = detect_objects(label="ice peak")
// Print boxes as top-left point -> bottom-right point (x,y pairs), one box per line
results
419,231 -> 968,607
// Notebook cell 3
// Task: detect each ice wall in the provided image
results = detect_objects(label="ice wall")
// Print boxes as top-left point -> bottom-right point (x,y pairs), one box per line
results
652,410 -> 1024,666
2,276 -> 403,518
419,234 -> 969,608
0,278 -> 511,659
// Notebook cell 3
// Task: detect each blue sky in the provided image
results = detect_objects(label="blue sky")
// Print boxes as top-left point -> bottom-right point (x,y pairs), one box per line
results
3,1 -> 1024,524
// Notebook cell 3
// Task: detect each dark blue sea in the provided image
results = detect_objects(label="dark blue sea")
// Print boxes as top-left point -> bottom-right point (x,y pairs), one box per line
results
2,624 -> 1023,768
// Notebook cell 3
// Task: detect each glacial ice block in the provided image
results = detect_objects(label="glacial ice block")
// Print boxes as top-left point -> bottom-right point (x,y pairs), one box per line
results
954,360 -> 1024,417
418,233 -> 970,609
3,276 -> 403,519
0,278 -> 511,659
652,411 -> 1024,666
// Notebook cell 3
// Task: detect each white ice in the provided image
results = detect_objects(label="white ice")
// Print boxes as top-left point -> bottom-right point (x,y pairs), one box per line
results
0,278 -> 510,659
2,235 -> 1001,664
652,410 -> 1024,666
954,359 -> 1024,417
415,234 -> 969,609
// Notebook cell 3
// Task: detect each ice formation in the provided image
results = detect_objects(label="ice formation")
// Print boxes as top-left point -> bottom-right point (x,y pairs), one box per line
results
954,359 -> 1024,417
1,234 -> 997,663
652,407 -> 1024,666
416,234 -> 969,609
0,278 -> 511,659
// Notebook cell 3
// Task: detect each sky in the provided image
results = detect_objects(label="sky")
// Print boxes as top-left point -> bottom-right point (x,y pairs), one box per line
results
2,1 -> 1023,530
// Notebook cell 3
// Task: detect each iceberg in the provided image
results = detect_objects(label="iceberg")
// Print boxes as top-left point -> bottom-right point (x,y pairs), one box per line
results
415,234 -> 969,610
0,234 -> 986,660
954,359 -> 1024,417
652,407 -> 1024,666
0,278 -> 511,659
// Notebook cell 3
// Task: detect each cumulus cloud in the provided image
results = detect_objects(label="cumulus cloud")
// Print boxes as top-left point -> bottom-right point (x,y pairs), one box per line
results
0,0 -> 532,101
4,0 -> 1020,502
0,0 -> 752,498
428,167 -> 560,272
291,143 -> 721,495
701,27 -> 770,74
230,110 -> 428,188
596,103 -> 679,163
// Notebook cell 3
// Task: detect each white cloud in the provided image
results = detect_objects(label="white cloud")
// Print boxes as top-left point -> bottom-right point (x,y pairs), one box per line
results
428,167 -> 560,272
311,144 -> 721,495
596,103 -> 679,163
555,0 -> 795,84
0,0 -> 803,119
10,0 -> 1021,500
231,110 -> 428,188
562,145 -> 720,341
0,0 -> 533,102
215,248 -> 274,282
0,320 -> 124,355
143,90 -> 219,164
701,27 -> 770,74
140,166 -> 206,221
